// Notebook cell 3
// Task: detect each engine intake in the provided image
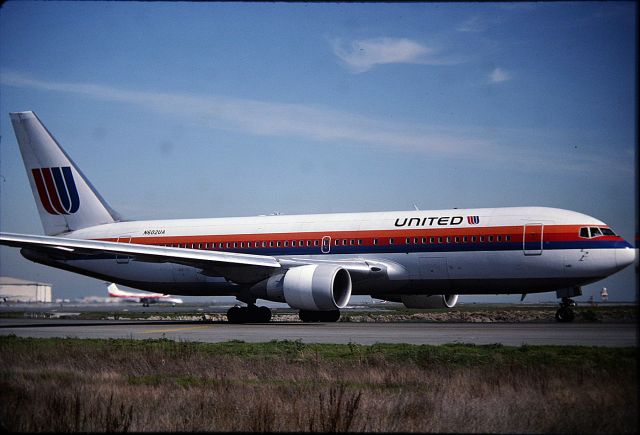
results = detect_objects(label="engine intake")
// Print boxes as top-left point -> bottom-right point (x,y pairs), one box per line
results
251,264 -> 352,311
284,264 -> 352,311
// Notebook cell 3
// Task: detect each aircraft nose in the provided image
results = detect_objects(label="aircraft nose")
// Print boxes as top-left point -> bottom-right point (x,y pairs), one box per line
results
615,245 -> 636,270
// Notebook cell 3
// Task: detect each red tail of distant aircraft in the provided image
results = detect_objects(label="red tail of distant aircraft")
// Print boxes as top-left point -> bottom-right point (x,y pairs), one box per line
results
0,112 -> 635,323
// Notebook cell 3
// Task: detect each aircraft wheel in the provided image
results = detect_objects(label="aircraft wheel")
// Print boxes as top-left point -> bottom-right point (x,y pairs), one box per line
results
257,306 -> 272,323
555,307 -> 575,322
299,310 -> 318,322
227,306 -> 243,324
322,310 -> 341,322
299,310 -> 340,323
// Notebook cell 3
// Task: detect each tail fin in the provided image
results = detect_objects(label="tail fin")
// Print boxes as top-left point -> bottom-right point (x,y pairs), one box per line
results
9,111 -> 120,235
107,283 -> 123,297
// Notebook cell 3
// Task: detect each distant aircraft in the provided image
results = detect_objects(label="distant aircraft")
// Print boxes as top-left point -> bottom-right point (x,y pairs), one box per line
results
107,283 -> 183,307
0,112 -> 635,324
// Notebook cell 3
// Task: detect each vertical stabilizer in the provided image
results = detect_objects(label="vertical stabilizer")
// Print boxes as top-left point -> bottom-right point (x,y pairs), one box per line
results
10,111 -> 120,235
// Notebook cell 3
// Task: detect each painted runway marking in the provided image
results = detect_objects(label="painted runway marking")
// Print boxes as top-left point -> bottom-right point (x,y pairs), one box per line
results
142,325 -> 211,334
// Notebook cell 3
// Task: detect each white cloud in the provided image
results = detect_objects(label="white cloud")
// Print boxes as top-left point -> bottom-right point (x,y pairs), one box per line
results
488,67 -> 511,84
457,16 -> 490,33
331,37 -> 461,73
1,72 -> 630,178
0,71 -> 490,156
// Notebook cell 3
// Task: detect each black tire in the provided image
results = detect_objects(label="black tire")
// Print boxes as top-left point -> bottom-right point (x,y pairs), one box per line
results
299,310 -> 317,322
227,306 -> 243,324
299,310 -> 340,323
555,307 -> 575,323
257,306 -> 272,323
321,310 -> 341,322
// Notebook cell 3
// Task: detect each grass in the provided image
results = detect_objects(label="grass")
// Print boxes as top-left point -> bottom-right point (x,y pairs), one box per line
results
0,335 -> 637,432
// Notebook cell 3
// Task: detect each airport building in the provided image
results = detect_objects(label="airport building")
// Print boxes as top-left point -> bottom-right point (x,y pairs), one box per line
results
0,276 -> 52,303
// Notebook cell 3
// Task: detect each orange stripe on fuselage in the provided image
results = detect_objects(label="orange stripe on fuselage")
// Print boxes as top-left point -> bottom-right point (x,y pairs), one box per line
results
96,224 -> 619,248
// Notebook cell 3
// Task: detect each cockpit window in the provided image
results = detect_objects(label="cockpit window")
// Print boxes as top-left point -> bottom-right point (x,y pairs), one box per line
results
579,226 -> 617,239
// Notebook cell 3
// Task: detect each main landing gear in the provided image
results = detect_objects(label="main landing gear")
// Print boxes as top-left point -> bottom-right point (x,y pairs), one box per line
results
299,310 -> 341,323
227,304 -> 272,324
555,297 -> 576,322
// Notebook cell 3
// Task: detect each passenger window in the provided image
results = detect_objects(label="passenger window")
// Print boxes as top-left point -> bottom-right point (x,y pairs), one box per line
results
350,239 -> 354,245
479,236 -> 484,242
446,237 -> 450,243
269,241 -> 274,247
506,235 -> 511,242
292,241 -> 296,247
233,242 -> 237,248
357,240 -> 362,245
406,238 -> 410,244
389,238 -> 394,245
430,237 -> 435,243
284,241 -> 288,247
314,240 -> 319,246
454,237 -> 459,243
488,236 -> 493,242
438,237 -> 443,243
373,238 -> 378,245
463,236 -> 468,243
497,236 -> 502,242
422,237 -> 426,244
471,236 -> 477,243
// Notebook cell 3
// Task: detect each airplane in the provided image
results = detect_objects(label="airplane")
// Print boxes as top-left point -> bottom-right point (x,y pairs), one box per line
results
106,283 -> 183,306
0,111 -> 635,324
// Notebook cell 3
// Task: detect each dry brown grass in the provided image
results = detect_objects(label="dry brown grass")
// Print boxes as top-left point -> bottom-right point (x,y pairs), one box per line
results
0,337 -> 637,432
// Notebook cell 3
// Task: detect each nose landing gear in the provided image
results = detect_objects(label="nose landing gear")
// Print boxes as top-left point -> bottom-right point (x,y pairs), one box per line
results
555,287 -> 581,323
555,297 -> 576,322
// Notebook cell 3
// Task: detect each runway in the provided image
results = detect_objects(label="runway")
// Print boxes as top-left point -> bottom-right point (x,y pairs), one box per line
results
0,318 -> 636,346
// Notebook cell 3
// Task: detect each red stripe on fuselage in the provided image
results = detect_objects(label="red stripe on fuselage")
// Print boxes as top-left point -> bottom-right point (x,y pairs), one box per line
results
97,224 -> 619,249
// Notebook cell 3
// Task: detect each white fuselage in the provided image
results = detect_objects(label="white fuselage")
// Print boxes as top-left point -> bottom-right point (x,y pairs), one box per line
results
24,206 -> 634,299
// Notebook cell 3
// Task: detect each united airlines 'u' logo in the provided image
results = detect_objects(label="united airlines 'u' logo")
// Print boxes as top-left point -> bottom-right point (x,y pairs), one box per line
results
467,216 -> 480,224
32,167 -> 80,215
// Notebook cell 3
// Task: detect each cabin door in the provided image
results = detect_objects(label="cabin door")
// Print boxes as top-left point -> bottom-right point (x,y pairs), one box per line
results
523,224 -> 543,256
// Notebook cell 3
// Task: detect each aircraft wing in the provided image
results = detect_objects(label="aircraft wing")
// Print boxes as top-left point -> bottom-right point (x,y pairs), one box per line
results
0,232 -> 280,284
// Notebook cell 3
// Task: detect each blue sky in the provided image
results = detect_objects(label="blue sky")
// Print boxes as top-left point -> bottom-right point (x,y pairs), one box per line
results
0,1 -> 636,302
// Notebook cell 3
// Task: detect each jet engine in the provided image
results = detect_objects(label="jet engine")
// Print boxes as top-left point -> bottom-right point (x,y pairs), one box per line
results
251,264 -> 352,311
400,294 -> 459,309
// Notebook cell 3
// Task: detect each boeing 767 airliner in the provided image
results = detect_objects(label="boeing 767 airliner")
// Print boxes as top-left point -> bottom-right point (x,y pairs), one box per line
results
0,112 -> 635,323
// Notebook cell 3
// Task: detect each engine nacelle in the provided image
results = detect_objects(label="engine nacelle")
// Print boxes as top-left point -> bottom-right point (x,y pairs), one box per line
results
401,294 -> 459,309
251,264 -> 352,311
